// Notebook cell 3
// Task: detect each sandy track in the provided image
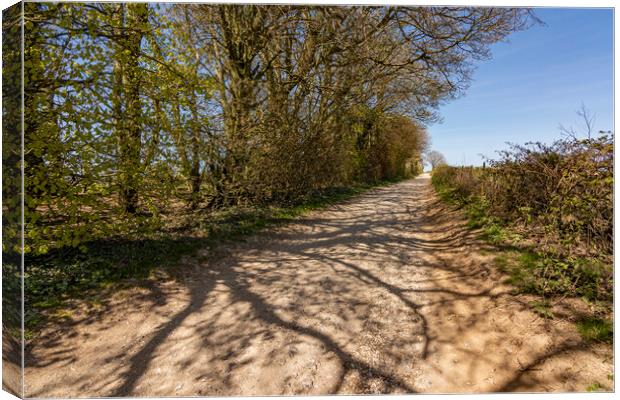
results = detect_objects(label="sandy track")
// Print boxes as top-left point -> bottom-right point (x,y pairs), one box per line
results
24,174 -> 612,396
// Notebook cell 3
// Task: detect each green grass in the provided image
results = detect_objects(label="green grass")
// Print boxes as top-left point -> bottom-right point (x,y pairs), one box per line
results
576,316 -> 613,343
529,299 -> 554,319
586,382 -> 604,392
482,223 -> 505,244
23,178 -> 401,334
503,251 -> 543,295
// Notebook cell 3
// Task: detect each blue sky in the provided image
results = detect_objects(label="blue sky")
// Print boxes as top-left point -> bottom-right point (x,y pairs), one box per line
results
428,7 -> 614,167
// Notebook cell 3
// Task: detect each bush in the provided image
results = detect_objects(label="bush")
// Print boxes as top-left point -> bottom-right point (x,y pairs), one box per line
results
432,165 -> 484,201
485,134 -> 613,258
431,133 -> 613,301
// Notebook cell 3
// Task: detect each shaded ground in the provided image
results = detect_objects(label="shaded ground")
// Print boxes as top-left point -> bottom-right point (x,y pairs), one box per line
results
24,174 -> 613,396
2,334 -> 21,397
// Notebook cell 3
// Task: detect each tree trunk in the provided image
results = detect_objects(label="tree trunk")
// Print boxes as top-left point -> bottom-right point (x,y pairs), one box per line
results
115,3 -> 148,214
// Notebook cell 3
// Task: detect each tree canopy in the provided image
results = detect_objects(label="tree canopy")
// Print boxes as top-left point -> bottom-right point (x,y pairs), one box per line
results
4,4 -> 537,254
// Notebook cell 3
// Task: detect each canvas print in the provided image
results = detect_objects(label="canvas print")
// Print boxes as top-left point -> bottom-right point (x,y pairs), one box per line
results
1,1 -> 614,397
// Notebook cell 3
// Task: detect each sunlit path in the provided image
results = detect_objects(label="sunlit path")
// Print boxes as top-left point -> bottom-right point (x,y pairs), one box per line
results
24,175 -> 612,396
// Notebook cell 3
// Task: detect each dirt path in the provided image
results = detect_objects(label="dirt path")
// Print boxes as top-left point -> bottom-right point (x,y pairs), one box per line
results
25,174 -> 612,396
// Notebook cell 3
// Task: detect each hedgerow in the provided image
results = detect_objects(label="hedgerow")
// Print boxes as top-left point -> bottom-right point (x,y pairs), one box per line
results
432,133 -> 613,301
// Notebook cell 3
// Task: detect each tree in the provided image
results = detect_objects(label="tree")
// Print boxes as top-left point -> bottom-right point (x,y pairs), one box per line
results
110,3 -> 149,214
187,5 -> 536,203
426,150 -> 447,170
18,4 -> 538,254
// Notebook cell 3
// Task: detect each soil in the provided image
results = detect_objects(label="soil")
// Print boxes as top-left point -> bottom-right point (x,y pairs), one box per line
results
23,174 -> 613,396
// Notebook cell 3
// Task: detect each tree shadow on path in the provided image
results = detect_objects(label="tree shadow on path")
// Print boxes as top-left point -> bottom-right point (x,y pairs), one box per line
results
25,177 -> 612,396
